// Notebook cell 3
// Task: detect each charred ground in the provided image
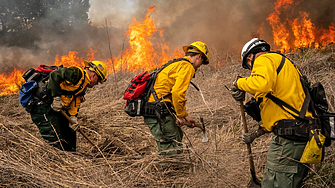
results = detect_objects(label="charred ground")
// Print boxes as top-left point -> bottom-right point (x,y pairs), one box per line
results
0,48 -> 334,187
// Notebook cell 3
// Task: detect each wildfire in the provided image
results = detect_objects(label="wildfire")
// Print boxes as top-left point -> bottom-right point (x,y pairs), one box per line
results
0,6 -> 177,95
2,1 -> 333,96
267,0 -> 335,52
111,6 -> 172,72
0,68 -> 25,96
54,51 -> 84,67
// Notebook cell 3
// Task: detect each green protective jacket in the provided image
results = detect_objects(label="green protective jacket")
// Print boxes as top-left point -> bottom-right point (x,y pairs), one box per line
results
147,56 -> 195,118
237,53 -> 313,132
48,66 -> 91,116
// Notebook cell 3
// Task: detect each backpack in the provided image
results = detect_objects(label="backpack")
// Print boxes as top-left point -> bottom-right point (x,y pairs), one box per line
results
265,52 -> 334,145
123,58 -> 191,117
19,65 -> 62,112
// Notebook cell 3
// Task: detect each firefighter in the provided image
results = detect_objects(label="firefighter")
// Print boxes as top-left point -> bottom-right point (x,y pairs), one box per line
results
30,61 -> 107,151
230,38 -> 313,187
144,41 -> 210,155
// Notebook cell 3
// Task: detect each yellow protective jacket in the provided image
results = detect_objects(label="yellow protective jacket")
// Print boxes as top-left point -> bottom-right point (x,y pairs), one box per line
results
48,66 -> 91,116
237,53 -> 313,132
148,56 -> 195,118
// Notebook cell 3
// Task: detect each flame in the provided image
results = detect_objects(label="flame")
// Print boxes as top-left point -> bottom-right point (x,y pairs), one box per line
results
54,51 -> 84,67
111,6 -> 172,72
0,68 -> 25,96
267,0 -> 335,52
0,6 -> 179,95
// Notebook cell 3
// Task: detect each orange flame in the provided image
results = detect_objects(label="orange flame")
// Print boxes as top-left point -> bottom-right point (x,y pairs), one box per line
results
267,0 -> 335,52
0,6 -> 181,95
0,68 -> 25,96
54,51 -> 84,67
111,6 -> 173,72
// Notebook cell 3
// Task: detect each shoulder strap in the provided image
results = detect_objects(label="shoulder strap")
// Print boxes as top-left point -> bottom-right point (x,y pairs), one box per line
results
149,58 -> 191,102
61,71 -> 87,96
266,55 -> 311,122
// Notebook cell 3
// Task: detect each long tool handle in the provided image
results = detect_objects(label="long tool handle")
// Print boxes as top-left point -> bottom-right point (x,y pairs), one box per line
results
239,101 -> 261,186
184,121 -> 203,129
60,110 -> 96,148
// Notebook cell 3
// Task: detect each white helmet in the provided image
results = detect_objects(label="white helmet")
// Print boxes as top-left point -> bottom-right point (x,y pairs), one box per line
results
241,38 -> 270,69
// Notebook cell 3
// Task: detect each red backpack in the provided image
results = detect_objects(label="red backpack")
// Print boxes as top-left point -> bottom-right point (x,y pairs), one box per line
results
123,71 -> 151,100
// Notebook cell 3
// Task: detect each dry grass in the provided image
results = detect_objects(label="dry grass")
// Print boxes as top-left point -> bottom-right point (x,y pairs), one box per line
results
0,47 -> 334,187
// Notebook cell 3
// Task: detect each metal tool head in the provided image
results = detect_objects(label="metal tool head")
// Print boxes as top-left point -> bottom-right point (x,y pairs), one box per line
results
200,117 -> 208,142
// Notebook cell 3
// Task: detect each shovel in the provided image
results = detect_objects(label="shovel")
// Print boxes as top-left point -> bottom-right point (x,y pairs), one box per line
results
239,101 -> 261,187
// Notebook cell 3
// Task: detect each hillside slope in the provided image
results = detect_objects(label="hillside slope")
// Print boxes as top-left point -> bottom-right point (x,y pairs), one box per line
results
0,48 -> 334,187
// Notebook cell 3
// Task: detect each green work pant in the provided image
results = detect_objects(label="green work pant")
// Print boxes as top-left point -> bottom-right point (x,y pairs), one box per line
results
30,105 -> 76,151
144,115 -> 183,155
262,135 -> 309,188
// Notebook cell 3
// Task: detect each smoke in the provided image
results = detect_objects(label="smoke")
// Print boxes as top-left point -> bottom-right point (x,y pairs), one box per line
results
89,0 -> 271,53
1,0 -> 334,73
89,0 -> 335,53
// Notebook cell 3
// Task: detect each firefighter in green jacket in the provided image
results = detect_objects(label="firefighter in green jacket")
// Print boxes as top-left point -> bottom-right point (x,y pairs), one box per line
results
230,38 -> 313,187
30,61 -> 107,151
144,41 -> 210,155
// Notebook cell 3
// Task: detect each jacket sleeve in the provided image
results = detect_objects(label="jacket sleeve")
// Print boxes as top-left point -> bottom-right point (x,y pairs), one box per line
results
237,55 -> 277,100
171,62 -> 195,118
47,67 -> 83,97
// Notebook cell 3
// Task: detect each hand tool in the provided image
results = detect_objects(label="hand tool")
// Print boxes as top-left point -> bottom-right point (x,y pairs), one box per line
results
240,101 -> 261,187
60,109 -> 96,148
184,117 -> 208,142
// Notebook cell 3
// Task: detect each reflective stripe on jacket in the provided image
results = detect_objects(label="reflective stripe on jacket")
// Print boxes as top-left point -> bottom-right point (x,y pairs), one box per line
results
237,53 -> 313,132
148,56 -> 195,118
48,66 -> 91,116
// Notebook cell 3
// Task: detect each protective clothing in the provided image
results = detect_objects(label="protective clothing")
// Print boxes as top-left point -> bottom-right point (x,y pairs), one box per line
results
236,53 -> 313,132
241,128 -> 265,144
51,96 -> 63,112
30,105 -> 76,151
84,61 -> 107,84
263,135 -> 308,187
48,66 -> 90,116
241,38 -> 270,69
69,116 -> 80,131
144,115 -> 183,155
183,41 -> 210,64
230,78 -> 245,101
147,56 -> 195,118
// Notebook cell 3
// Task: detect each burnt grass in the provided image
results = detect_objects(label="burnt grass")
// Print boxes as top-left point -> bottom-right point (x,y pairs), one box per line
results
0,47 -> 334,187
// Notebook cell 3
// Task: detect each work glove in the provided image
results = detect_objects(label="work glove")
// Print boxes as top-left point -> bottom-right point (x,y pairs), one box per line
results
69,116 -> 80,131
241,128 -> 265,144
230,78 -> 245,101
51,96 -> 63,112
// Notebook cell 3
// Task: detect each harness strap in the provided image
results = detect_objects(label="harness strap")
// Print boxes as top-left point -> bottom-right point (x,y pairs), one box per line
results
276,54 -> 285,75
149,58 -> 192,102
266,55 -> 312,123
61,71 -> 87,96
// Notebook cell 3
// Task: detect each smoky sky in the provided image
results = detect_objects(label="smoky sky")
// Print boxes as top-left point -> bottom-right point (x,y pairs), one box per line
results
1,0 -> 334,73
89,0 -> 335,53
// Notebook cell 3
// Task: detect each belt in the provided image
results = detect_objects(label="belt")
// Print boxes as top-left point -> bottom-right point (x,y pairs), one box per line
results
273,119 -> 317,141
143,102 -> 174,118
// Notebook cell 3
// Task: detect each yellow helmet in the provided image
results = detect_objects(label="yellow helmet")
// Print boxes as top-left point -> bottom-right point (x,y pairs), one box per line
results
84,60 -> 108,84
183,41 -> 209,64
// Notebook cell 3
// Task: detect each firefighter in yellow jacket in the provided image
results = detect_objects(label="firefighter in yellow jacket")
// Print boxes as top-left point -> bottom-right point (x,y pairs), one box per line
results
230,38 -> 313,187
144,41 -> 210,155
30,61 -> 107,151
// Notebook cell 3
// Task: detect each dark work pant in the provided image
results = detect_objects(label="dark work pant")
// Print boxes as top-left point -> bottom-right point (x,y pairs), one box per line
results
30,105 -> 76,151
